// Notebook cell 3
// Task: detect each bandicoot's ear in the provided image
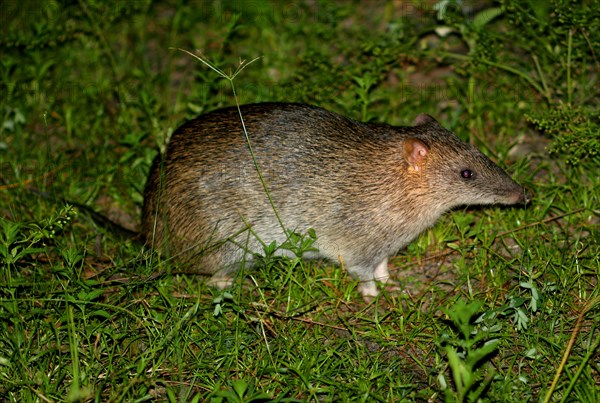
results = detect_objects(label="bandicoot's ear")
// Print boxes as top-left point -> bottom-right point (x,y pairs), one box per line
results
403,138 -> 429,171
414,113 -> 439,126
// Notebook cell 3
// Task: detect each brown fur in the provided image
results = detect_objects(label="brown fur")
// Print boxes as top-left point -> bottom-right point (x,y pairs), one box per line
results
142,103 -> 528,298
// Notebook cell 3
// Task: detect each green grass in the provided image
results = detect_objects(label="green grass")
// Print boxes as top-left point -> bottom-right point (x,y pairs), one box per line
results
1,0 -> 598,401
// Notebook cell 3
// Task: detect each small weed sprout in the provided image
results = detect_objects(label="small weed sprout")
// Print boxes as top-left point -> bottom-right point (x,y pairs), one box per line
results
437,300 -> 500,403
213,291 -> 235,317
0,204 -> 76,272
210,379 -> 271,402
492,281 -> 544,332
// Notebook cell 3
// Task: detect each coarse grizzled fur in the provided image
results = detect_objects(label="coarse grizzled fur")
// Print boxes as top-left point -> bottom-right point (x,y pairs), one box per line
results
142,103 -> 528,299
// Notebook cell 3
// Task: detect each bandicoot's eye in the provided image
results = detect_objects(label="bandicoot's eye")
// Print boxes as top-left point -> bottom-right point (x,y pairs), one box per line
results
461,169 -> 474,179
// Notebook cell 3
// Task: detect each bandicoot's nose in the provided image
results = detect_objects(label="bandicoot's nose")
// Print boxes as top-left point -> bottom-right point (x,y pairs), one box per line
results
517,189 -> 532,205
505,186 -> 531,205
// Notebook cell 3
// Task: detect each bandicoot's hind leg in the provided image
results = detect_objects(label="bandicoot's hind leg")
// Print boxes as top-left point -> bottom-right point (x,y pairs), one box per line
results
206,261 -> 252,289
206,272 -> 234,289
203,244 -> 251,290
350,258 -> 390,301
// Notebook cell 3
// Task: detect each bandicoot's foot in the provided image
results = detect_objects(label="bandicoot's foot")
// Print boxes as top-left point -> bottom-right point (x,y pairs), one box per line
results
358,278 -> 403,303
207,276 -> 233,289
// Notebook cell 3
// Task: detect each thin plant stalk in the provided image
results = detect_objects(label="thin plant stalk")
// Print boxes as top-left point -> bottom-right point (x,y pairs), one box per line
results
172,48 -> 287,235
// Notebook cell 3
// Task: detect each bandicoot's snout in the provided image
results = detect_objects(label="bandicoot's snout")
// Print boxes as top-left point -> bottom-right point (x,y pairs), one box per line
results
513,187 -> 532,205
520,190 -> 532,205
